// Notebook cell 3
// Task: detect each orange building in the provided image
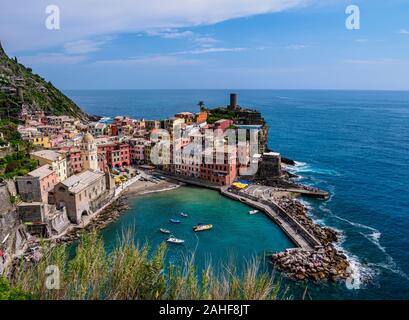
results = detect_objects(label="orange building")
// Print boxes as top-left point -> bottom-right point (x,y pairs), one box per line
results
196,112 -> 208,124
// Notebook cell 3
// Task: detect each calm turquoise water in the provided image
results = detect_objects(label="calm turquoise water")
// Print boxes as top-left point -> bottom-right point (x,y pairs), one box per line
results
66,89 -> 409,299
100,186 -> 293,271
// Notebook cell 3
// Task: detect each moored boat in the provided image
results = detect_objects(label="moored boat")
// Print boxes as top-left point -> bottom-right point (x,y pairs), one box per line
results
170,219 -> 181,224
159,228 -> 171,234
166,236 -> 185,244
180,212 -> 189,217
249,210 -> 259,215
193,224 -> 213,232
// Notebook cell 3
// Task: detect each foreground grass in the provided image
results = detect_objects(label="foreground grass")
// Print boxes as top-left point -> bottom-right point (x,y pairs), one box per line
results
6,231 -> 286,300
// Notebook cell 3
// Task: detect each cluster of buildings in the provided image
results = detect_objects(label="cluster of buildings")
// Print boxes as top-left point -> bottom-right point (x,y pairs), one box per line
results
13,94 -> 281,237
15,132 -> 116,237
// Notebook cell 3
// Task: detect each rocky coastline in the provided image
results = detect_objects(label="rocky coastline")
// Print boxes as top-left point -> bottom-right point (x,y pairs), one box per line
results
272,245 -> 351,281
269,177 -> 351,282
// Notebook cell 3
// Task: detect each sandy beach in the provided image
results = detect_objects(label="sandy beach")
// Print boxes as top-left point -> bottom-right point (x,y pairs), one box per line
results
125,178 -> 182,196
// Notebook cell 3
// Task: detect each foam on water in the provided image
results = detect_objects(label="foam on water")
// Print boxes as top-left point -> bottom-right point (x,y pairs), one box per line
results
332,215 -> 409,281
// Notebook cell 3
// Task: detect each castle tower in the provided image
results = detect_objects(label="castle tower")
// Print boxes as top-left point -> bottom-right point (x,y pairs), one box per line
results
228,93 -> 238,110
81,132 -> 98,171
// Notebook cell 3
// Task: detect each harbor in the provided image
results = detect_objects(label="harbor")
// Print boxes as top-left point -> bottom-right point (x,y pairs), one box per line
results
96,184 -> 294,272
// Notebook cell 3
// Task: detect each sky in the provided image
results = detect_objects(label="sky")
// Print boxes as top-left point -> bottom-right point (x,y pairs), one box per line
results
1,0 -> 409,90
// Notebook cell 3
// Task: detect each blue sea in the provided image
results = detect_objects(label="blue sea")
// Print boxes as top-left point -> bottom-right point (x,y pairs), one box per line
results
65,89 -> 409,300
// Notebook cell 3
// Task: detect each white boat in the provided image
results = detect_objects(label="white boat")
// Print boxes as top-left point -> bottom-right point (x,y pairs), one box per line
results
193,224 -> 213,232
180,212 -> 189,217
248,210 -> 259,215
166,236 -> 185,244
160,228 -> 171,234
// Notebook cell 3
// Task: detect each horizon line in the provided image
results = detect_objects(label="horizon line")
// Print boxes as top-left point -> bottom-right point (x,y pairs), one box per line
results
62,88 -> 409,92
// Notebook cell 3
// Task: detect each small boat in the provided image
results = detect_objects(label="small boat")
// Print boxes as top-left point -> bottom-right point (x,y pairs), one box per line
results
249,210 -> 259,215
193,224 -> 213,232
170,219 -> 181,224
166,236 -> 185,244
180,212 -> 189,218
159,228 -> 171,234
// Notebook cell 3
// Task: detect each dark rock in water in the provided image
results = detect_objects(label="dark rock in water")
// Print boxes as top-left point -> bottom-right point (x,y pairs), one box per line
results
281,157 -> 296,166
88,114 -> 102,121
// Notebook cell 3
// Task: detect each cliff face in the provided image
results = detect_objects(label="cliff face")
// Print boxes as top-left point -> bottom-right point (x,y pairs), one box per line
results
0,41 -> 89,121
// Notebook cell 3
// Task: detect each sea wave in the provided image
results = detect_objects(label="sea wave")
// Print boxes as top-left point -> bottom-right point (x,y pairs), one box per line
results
288,161 -> 341,177
314,198 -> 373,288
290,161 -> 407,286
333,215 -> 409,281
99,117 -> 112,123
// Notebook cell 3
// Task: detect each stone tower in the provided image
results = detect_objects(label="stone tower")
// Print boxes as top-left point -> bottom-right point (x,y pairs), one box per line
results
81,132 -> 98,171
228,93 -> 238,110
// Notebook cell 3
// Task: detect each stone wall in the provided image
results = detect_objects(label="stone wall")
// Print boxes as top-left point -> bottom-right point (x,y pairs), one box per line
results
0,182 -> 14,216
0,180 -> 29,274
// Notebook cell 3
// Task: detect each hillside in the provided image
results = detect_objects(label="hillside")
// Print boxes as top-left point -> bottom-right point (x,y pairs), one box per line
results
0,41 -> 88,121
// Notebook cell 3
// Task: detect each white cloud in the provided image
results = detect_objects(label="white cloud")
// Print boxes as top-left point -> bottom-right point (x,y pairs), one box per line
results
398,28 -> 409,35
64,38 -> 112,54
176,47 -> 247,55
194,37 -> 220,45
354,38 -> 368,43
343,58 -> 397,65
285,44 -> 309,50
147,29 -> 221,48
19,53 -> 88,65
146,29 -> 194,39
94,55 -> 201,66
0,0 -> 307,52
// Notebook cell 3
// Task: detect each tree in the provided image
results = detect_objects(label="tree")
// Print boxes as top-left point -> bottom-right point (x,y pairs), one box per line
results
197,101 -> 205,111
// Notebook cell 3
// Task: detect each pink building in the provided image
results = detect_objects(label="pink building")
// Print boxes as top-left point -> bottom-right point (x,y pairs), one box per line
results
214,119 -> 234,131
173,143 -> 201,178
59,147 -> 82,174
200,146 -> 237,186
109,144 -> 130,168
16,165 -> 58,203
129,139 -> 146,164
49,134 -> 64,148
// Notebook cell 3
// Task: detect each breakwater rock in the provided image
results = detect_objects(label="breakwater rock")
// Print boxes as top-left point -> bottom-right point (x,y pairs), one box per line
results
277,197 -> 338,245
272,246 -> 351,281
271,193 -> 350,281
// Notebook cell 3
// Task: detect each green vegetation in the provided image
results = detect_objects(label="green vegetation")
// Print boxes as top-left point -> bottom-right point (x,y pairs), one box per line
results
207,108 -> 237,124
0,43 -> 87,121
0,277 -> 31,300
0,151 -> 38,178
0,119 -> 22,147
8,231 -> 285,300
0,120 -> 37,178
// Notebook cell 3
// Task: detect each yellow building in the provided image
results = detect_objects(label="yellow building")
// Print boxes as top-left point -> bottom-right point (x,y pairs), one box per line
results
30,150 -> 68,182
32,135 -> 51,148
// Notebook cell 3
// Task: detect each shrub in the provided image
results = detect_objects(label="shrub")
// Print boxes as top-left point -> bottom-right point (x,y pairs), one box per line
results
8,231 -> 284,300
0,277 -> 31,300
